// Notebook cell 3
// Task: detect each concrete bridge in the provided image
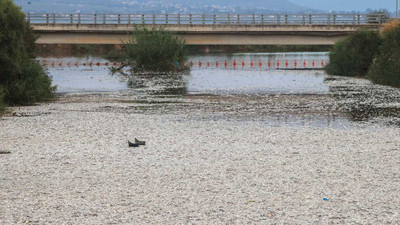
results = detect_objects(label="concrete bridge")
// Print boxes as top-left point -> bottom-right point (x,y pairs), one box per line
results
28,13 -> 387,45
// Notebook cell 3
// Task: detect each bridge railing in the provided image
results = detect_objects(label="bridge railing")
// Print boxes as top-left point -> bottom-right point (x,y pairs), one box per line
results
26,13 -> 389,25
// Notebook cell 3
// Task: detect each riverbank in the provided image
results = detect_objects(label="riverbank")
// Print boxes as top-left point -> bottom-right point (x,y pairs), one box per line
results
0,92 -> 399,224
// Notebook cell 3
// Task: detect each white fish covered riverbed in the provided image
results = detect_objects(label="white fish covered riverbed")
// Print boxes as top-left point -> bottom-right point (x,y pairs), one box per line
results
0,97 -> 399,224
1,53 -> 400,224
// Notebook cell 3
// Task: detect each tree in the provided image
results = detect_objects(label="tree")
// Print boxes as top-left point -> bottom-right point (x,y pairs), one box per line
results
0,0 -> 54,111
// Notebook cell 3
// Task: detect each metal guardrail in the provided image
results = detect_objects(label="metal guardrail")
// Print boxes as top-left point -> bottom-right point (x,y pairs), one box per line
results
26,13 -> 389,25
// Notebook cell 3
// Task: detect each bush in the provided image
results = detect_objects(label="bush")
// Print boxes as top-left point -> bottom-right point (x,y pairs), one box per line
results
0,0 -> 55,106
325,39 -> 355,76
124,26 -> 187,72
5,60 -> 55,105
368,21 -> 400,87
326,30 -> 381,76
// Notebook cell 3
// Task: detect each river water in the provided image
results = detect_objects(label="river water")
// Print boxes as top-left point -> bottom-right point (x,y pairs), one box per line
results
40,52 -> 400,129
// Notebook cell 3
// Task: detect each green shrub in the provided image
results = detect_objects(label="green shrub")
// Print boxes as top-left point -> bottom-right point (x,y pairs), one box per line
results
0,0 -> 55,106
368,23 -> 400,87
325,39 -> 356,76
124,26 -> 187,72
326,30 -> 381,76
5,60 -> 56,105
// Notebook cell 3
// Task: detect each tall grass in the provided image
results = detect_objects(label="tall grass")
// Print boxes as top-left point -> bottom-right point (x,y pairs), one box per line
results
381,19 -> 400,34
124,26 -> 187,72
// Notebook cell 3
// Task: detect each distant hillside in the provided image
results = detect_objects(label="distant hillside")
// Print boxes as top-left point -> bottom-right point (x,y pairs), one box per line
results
289,0 -> 394,12
163,0 -> 302,10
18,0 -> 306,13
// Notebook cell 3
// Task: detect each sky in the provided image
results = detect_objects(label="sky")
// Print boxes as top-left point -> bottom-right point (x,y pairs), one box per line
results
15,0 -> 398,13
290,0 -> 396,12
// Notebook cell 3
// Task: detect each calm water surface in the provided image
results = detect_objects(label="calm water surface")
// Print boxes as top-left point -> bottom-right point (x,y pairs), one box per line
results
40,53 -> 400,128
43,53 -> 330,94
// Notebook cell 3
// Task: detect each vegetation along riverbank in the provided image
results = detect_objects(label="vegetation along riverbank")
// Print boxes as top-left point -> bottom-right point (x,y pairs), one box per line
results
326,20 -> 400,87
0,0 -> 55,115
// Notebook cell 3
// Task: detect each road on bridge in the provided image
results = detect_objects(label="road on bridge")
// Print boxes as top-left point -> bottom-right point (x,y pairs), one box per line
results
28,13 -> 387,45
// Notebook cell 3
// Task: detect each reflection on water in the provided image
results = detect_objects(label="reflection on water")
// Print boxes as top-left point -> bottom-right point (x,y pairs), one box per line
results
127,74 -> 188,96
186,69 -> 328,95
125,69 -> 328,96
42,53 -> 400,128
192,52 -> 329,61
189,52 -> 329,70
40,56 -> 128,93
43,53 -> 329,94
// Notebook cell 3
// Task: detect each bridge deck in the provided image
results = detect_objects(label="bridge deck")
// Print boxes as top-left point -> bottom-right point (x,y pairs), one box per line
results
29,13 -> 385,45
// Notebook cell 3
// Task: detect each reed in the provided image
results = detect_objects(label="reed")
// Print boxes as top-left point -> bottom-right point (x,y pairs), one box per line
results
381,19 -> 400,34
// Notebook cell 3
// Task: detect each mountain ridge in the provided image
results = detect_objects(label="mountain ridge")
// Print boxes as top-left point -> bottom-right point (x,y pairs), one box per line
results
17,0 -> 395,13
18,0 -> 306,13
